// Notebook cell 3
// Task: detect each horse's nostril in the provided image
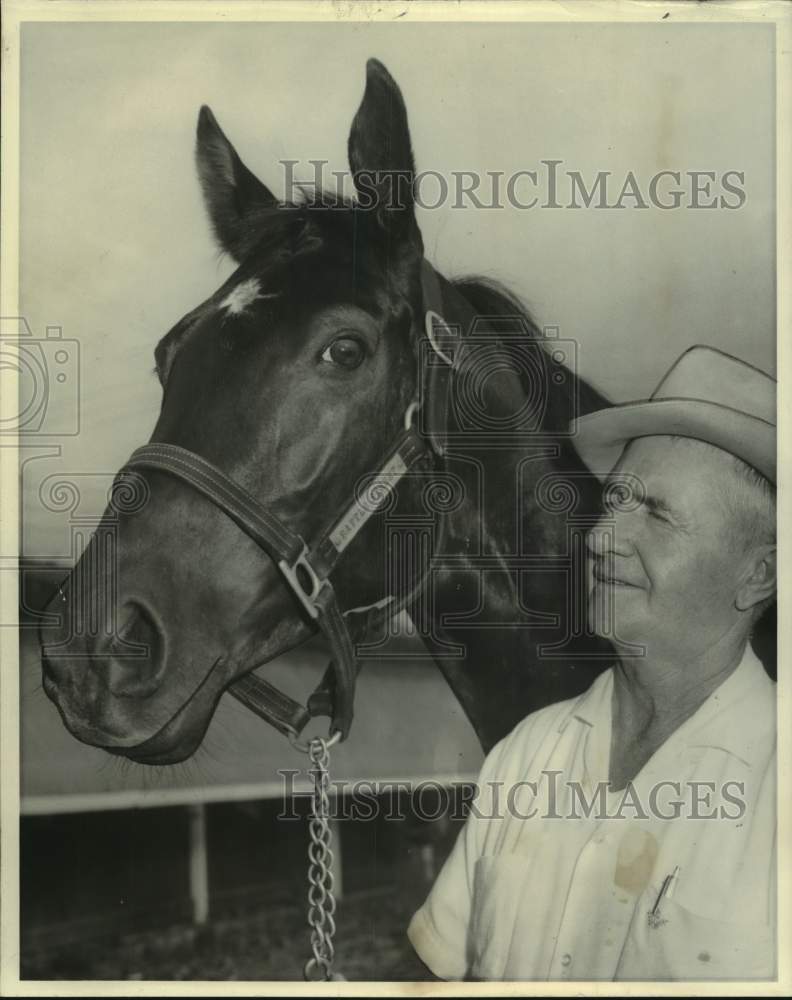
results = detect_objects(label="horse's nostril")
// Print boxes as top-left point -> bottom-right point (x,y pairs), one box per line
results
106,601 -> 165,698
117,600 -> 158,647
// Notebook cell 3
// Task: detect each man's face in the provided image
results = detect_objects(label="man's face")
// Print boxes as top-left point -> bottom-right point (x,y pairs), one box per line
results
586,436 -> 748,658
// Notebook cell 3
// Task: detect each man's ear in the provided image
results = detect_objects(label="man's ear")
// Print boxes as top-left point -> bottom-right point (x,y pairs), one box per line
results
195,105 -> 276,261
736,544 -> 776,612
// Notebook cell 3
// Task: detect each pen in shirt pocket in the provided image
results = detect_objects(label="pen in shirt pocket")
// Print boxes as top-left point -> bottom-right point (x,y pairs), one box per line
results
648,865 -> 680,928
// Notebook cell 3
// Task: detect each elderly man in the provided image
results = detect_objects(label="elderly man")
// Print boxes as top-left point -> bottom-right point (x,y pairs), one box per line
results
407,346 -> 776,981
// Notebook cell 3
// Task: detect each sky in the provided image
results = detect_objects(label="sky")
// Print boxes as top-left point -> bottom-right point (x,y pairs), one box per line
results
18,20 -> 775,558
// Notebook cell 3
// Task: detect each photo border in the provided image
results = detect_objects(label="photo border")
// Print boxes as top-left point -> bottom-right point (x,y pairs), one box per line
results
2,1 -> 789,996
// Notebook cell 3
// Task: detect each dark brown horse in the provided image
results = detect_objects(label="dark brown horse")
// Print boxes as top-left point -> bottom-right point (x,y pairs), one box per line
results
41,59 -> 612,767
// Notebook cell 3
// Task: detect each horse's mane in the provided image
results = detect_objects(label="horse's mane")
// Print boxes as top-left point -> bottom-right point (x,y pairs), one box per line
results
450,275 -> 610,425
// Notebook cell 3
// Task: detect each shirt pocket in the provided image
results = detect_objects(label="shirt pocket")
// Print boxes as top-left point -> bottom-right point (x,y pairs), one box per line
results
470,848 -> 556,981
470,854 -> 528,979
617,895 -> 775,981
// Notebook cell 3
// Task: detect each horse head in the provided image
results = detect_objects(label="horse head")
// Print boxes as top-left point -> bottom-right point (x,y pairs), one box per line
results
41,60 -> 442,763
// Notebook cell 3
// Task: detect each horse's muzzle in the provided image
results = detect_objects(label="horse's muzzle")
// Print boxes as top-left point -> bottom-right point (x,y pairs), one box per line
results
40,580 -> 214,752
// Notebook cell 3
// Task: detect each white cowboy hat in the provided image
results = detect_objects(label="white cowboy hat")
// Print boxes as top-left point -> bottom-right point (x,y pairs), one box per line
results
570,345 -> 776,484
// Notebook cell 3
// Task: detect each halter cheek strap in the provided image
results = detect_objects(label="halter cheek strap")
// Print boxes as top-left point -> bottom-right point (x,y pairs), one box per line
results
123,257 -> 466,744
419,260 -> 481,456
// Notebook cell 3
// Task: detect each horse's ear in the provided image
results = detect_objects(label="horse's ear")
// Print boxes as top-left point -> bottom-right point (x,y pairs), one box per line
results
195,105 -> 276,261
348,59 -> 420,243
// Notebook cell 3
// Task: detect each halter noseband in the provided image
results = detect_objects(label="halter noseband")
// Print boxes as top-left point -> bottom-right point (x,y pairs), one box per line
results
123,260 -> 471,745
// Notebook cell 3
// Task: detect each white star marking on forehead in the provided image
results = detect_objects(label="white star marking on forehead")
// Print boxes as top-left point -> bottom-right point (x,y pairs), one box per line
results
219,278 -> 279,317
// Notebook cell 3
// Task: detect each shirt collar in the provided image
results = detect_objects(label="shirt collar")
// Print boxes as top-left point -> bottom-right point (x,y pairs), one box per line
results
681,642 -> 775,767
557,666 -> 614,734
557,642 -> 775,768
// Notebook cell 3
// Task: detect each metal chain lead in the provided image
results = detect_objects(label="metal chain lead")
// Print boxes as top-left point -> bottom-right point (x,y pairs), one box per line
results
303,736 -> 341,982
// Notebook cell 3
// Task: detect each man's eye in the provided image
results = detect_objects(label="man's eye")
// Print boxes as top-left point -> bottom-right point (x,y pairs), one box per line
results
321,336 -> 366,370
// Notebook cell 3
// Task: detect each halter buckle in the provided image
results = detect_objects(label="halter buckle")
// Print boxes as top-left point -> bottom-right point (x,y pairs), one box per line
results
279,544 -> 325,621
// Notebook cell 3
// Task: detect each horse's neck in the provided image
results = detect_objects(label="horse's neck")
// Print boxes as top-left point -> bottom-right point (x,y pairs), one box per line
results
410,441 -> 610,752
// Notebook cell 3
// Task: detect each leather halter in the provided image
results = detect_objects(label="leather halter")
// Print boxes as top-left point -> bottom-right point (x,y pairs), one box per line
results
123,260 -> 473,744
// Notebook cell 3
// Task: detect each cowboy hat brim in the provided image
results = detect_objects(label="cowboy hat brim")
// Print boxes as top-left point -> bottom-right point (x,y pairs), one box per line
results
570,397 -> 776,484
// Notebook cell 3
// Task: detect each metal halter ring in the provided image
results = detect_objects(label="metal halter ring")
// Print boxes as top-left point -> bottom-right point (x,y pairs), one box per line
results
403,399 -> 419,431
425,309 -> 456,367
289,729 -> 343,755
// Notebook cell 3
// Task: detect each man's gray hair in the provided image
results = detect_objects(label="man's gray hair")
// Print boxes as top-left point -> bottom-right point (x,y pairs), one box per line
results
663,437 -> 775,627
725,453 -> 776,549
669,435 -> 776,549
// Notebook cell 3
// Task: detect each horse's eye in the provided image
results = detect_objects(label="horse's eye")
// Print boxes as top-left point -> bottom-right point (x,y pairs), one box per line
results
321,336 -> 365,370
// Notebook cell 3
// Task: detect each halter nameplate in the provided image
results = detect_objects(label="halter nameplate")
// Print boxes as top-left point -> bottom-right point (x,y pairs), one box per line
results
329,451 -> 407,553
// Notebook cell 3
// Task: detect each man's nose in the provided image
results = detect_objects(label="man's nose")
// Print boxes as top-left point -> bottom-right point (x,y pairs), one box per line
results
586,508 -> 637,559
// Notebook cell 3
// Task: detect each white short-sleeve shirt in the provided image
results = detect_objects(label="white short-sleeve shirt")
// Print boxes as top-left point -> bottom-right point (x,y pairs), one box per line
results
407,644 -> 776,981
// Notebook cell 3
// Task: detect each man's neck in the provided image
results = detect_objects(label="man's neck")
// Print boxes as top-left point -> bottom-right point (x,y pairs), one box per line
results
608,628 -> 749,789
